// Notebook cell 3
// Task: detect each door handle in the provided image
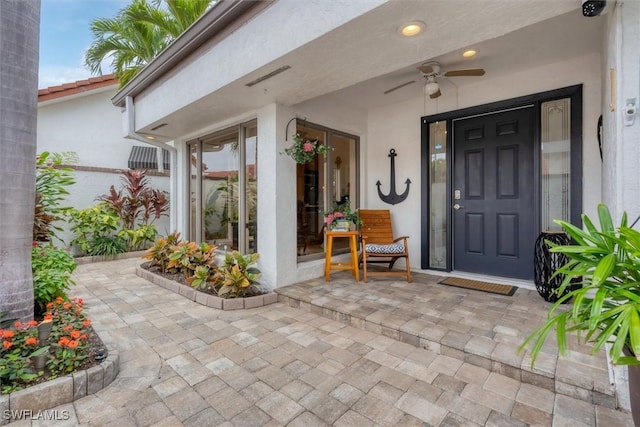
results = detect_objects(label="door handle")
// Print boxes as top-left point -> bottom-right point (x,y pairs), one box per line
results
453,203 -> 463,210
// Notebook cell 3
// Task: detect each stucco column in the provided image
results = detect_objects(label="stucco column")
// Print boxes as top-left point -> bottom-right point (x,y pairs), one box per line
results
256,103 -> 298,289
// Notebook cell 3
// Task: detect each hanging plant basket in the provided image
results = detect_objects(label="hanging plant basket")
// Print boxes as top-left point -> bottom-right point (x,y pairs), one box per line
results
282,133 -> 331,164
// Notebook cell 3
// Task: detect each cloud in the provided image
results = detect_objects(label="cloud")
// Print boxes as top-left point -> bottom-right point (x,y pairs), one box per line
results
38,65 -> 95,89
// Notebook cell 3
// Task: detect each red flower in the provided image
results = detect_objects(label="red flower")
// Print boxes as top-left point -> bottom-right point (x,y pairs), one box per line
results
70,330 -> 81,339
3,340 -> 13,349
82,319 -> 92,327
27,320 -> 38,327
58,337 -> 70,347
67,340 -> 79,349
14,321 -> 22,328
25,337 -> 38,346
1,330 -> 15,339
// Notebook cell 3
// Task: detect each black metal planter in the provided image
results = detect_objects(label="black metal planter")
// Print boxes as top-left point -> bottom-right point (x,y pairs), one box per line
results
533,231 -> 574,302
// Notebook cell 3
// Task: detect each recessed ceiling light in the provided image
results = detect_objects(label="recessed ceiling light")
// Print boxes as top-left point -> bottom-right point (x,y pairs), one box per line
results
399,21 -> 425,37
146,135 -> 156,140
463,49 -> 477,58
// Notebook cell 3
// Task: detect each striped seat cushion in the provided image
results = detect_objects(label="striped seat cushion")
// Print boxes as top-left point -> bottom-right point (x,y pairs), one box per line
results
365,243 -> 404,254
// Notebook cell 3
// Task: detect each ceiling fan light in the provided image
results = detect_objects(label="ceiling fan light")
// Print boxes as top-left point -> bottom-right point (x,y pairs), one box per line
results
424,81 -> 440,95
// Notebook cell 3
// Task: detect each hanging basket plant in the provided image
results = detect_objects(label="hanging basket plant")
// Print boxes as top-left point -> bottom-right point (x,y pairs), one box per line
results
282,133 -> 331,164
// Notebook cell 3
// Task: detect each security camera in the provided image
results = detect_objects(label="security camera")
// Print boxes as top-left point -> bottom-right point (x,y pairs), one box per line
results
582,0 -> 606,17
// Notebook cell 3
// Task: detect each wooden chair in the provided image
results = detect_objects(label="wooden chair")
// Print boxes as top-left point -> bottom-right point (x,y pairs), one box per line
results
359,209 -> 412,283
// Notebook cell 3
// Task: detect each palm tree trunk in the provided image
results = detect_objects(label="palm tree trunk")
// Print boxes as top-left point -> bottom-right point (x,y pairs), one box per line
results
0,1 -> 40,321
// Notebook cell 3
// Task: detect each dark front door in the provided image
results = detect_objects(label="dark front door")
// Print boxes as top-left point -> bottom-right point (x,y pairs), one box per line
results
453,106 -> 536,279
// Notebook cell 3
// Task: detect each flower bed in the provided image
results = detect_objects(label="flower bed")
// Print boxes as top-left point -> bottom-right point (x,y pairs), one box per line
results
136,263 -> 277,310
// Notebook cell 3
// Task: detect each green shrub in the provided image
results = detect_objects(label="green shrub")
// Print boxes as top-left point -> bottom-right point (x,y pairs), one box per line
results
68,203 -> 125,256
31,244 -> 77,312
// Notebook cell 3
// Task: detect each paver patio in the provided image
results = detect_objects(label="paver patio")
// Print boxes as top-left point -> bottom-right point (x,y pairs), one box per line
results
19,258 -> 634,426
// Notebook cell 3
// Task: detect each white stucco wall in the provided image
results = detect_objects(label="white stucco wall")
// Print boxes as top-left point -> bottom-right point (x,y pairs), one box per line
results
38,88 -> 135,169
602,1 -> 640,223
366,52 -> 603,272
601,1 -> 640,413
37,87 -> 170,248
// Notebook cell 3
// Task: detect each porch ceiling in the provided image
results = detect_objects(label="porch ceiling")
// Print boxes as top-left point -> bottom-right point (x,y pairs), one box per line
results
137,0 -> 603,140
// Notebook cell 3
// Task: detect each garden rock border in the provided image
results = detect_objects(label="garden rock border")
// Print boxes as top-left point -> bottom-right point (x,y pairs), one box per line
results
135,264 -> 278,310
0,341 -> 119,425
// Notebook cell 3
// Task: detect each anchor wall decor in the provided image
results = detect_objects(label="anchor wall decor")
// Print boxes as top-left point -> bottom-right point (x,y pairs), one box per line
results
377,149 -> 411,205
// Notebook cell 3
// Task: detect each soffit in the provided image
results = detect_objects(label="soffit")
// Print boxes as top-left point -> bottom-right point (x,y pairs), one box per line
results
134,0 -> 602,140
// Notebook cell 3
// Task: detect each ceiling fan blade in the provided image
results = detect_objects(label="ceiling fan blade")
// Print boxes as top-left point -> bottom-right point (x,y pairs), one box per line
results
443,68 -> 485,77
383,80 -> 416,94
429,89 -> 442,99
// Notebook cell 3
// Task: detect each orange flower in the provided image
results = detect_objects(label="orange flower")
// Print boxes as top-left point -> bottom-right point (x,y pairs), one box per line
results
14,321 -> 22,328
3,340 -> 12,349
27,320 -> 38,327
58,337 -> 70,347
82,319 -> 92,327
46,302 -> 54,309
43,313 -> 53,321
55,297 -> 64,304
70,330 -> 81,339
1,330 -> 14,339
63,325 -> 73,332
63,302 -> 72,310
25,337 -> 38,346
67,340 -> 79,349
81,334 -> 87,340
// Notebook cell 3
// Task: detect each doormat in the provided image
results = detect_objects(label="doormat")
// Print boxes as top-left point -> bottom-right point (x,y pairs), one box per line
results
438,277 -> 517,296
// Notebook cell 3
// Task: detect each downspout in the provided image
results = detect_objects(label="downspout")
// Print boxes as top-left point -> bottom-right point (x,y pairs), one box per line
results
125,95 -> 178,233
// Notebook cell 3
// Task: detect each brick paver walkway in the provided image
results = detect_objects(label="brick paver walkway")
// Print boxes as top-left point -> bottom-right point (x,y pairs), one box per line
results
35,259 -> 634,426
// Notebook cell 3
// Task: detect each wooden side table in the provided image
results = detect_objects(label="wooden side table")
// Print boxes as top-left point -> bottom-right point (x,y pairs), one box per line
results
324,230 -> 360,282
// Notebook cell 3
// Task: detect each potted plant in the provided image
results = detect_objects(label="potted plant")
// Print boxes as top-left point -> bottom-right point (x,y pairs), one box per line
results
323,198 -> 361,231
520,204 -> 640,424
282,133 -> 331,164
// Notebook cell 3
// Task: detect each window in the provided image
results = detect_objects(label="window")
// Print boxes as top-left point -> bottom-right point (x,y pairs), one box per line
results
187,121 -> 257,253
428,121 -> 447,269
541,98 -> 571,231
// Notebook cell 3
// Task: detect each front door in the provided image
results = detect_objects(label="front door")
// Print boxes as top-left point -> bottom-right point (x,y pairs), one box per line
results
453,106 -> 536,279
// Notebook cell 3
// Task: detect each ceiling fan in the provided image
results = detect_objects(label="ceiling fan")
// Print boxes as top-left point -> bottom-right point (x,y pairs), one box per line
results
383,61 -> 485,99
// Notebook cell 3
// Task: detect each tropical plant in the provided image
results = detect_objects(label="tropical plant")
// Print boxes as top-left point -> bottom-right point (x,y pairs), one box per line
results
185,266 -> 215,291
97,169 -> 168,230
144,231 -> 182,273
31,244 -> 77,313
33,151 -> 77,242
85,0 -> 215,86
212,251 -> 261,298
282,133 -> 332,164
520,204 -> 640,366
167,241 -> 217,277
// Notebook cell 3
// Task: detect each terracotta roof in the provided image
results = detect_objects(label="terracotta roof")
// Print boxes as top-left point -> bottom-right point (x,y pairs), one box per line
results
38,74 -> 119,102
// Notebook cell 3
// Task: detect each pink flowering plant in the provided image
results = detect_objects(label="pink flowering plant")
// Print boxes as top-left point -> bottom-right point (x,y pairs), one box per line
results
282,133 -> 331,164
323,198 -> 361,228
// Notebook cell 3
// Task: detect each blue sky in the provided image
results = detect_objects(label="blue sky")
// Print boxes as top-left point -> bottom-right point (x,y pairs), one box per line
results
39,0 -> 129,89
